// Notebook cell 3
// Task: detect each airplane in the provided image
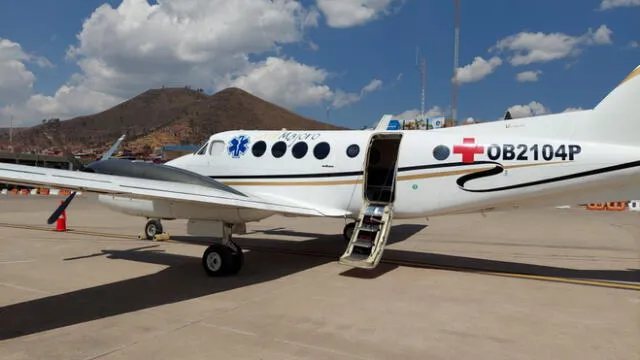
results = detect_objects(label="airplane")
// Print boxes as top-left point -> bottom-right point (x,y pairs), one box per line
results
0,64 -> 638,277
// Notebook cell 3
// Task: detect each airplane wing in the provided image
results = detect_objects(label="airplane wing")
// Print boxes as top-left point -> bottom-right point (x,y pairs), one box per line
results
0,163 -> 348,217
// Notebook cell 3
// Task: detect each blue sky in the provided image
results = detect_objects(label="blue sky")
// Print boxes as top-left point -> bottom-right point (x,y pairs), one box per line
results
0,0 -> 638,129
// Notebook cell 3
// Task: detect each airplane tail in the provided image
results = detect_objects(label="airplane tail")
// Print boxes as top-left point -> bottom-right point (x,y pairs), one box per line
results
584,65 -> 640,145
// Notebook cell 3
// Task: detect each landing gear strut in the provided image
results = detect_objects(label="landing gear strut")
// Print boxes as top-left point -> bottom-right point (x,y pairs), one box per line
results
343,221 -> 356,241
202,223 -> 244,276
144,219 -> 163,240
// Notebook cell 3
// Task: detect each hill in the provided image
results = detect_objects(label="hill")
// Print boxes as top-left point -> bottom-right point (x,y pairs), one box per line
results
0,87 -> 347,154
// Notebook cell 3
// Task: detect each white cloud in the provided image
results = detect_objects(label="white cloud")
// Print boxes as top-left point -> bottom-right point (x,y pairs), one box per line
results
218,56 -> 333,108
629,41 -> 639,48
591,25 -> 613,44
362,79 -> 383,93
516,70 -> 542,82
455,56 -> 502,84
316,0 -> 404,28
331,90 -> 362,109
0,38 -> 53,108
562,107 -> 584,112
393,106 -> 443,120
491,25 -> 614,66
330,78 -> 384,108
1,0 -> 384,126
506,101 -> 549,118
599,0 -> 640,9
63,0 -> 318,99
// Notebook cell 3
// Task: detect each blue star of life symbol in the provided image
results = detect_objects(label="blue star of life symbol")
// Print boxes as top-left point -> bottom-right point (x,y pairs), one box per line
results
228,135 -> 250,158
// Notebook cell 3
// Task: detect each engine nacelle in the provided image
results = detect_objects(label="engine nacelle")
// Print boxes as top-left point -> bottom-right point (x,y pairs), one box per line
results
97,195 -> 273,223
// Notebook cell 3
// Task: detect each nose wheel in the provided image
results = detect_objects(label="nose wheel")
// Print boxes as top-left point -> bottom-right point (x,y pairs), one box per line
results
144,219 -> 163,240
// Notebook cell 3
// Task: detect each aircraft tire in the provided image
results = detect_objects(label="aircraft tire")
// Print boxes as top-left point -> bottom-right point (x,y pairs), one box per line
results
144,219 -> 163,240
343,222 -> 356,241
228,248 -> 244,275
202,244 -> 240,276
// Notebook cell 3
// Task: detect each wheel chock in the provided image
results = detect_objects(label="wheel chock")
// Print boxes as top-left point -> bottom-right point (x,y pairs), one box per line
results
153,233 -> 170,241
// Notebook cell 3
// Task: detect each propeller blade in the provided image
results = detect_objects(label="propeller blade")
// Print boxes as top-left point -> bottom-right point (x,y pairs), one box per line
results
101,134 -> 126,161
47,191 -> 77,224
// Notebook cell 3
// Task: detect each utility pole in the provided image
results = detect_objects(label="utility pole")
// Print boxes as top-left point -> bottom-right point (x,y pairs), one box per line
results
9,115 -> 13,152
451,0 -> 461,125
416,47 -> 427,129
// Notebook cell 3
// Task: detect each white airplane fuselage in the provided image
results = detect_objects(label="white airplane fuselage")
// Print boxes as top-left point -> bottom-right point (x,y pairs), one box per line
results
96,111 -> 640,223
97,65 -> 640,225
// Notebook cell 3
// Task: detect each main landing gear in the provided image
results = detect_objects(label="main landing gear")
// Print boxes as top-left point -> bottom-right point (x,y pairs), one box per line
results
201,223 -> 244,277
343,221 -> 356,242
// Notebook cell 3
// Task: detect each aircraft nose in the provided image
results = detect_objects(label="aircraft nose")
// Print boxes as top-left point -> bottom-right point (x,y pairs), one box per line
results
165,154 -> 192,167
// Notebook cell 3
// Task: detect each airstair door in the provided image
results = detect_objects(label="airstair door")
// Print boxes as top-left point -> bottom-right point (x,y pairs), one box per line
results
339,133 -> 402,269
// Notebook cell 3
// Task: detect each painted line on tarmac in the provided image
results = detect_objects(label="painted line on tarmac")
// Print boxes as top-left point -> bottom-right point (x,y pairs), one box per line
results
1,222 -> 638,292
0,222 -> 140,240
387,259 -> 640,291
0,259 -> 36,264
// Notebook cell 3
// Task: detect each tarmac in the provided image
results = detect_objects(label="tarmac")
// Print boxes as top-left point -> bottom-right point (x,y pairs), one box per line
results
0,195 -> 638,360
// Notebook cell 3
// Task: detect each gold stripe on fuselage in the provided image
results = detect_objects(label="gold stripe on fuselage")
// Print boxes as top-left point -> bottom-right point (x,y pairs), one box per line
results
219,162 -> 565,187
618,66 -> 640,87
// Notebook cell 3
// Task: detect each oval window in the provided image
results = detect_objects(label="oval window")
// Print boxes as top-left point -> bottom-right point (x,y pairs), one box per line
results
346,144 -> 360,158
252,141 -> 267,157
313,142 -> 331,160
292,142 -> 308,159
271,141 -> 287,158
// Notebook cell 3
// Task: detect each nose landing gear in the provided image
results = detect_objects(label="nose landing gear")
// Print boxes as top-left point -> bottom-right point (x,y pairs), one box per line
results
144,219 -> 163,240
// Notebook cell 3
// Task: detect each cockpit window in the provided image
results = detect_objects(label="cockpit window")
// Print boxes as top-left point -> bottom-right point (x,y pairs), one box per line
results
196,142 -> 208,155
209,140 -> 225,155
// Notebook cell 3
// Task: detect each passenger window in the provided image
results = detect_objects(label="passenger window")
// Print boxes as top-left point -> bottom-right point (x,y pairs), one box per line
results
346,144 -> 359,158
252,141 -> 267,157
271,141 -> 287,158
313,142 -> 330,160
209,140 -> 225,155
291,142 -> 308,159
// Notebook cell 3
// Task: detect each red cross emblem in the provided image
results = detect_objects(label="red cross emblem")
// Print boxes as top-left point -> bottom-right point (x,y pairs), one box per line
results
453,137 -> 484,163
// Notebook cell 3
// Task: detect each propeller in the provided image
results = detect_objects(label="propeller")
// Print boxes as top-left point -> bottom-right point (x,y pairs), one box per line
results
47,191 -> 76,224
45,134 -> 125,224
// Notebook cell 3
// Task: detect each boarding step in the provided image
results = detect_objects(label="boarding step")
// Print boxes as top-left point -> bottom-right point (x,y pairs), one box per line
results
339,203 -> 394,269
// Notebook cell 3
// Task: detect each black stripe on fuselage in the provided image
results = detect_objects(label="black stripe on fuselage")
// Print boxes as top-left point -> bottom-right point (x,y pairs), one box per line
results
458,159 -> 640,193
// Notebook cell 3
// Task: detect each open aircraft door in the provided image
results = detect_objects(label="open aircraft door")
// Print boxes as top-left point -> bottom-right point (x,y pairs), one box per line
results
340,133 -> 402,269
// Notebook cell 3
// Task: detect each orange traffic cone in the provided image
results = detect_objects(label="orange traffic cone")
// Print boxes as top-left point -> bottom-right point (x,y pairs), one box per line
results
53,201 -> 68,232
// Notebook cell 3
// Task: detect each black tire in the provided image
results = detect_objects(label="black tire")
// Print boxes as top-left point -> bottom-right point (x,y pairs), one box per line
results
145,219 -> 163,240
227,249 -> 244,275
343,222 -> 356,241
202,244 -> 236,277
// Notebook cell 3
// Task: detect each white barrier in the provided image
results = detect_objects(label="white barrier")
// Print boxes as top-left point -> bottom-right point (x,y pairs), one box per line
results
628,200 -> 640,211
